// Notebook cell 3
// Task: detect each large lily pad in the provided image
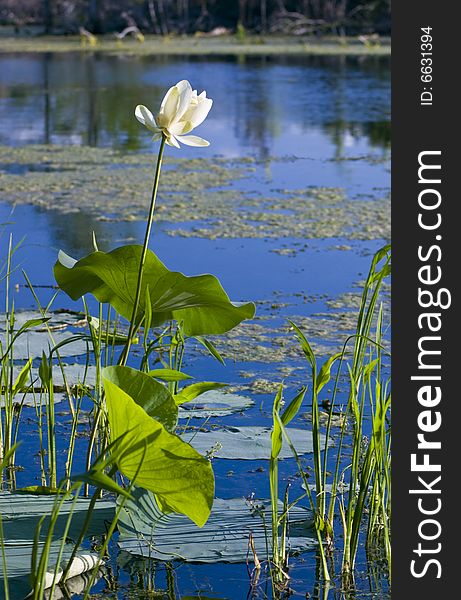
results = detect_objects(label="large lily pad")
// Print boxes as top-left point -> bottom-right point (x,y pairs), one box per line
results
0,492 -> 114,599
185,426 -> 330,460
1,540 -> 76,599
1,391 -> 66,408
54,245 -> 255,336
30,364 -> 96,390
118,487 -> 316,564
10,363 -> 97,390
0,493 -> 114,541
178,390 -> 254,419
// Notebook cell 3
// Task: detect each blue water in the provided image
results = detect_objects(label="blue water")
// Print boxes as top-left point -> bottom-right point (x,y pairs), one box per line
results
0,52 -> 390,599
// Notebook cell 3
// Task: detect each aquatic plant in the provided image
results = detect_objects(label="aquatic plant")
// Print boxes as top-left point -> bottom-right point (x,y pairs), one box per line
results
135,80 -> 213,148
51,79 -> 253,525
0,79 -> 257,597
269,384 -> 307,592
269,245 -> 391,585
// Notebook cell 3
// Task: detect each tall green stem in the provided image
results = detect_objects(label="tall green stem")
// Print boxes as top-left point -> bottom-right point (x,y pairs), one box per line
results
119,135 -> 166,366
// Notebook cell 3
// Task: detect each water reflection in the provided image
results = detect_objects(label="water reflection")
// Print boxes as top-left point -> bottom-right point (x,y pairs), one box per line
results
0,51 -> 390,303
0,53 -> 390,158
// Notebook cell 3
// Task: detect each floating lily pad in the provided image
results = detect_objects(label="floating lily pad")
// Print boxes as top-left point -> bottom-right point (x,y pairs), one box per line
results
1,539 -> 76,599
178,391 -> 254,419
118,487 -> 316,564
301,482 -> 347,494
2,364 -> 97,408
185,426 -> 330,460
41,564 -> 104,599
0,492 -> 114,540
0,493 -> 114,598
1,392 -> 67,408
0,311 -> 90,360
10,363 -> 97,389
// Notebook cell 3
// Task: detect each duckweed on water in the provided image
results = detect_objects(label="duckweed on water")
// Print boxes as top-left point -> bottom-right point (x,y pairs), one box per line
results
0,145 -> 249,221
0,145 -> 390,242
216,288 -> 389,360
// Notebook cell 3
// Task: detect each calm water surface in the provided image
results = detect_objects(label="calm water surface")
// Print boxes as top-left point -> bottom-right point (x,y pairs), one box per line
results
0,52 -> 390,599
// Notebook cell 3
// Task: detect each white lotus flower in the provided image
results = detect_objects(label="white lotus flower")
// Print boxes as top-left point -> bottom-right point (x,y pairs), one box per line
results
135,80 -> 213,148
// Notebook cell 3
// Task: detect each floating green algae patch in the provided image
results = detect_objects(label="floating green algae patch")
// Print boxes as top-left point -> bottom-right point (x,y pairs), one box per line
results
0,145 -> 390,242
0,145 -> 249,221
0,34 -> 390,57
169,187 -> 390,241
210,287 -> 390,364
196,284 -> 390,392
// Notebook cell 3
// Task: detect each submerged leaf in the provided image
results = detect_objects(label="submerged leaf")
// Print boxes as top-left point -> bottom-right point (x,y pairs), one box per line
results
54,245 -> 255,335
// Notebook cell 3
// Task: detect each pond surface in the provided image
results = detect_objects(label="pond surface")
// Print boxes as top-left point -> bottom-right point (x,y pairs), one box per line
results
0,52 -> 390,599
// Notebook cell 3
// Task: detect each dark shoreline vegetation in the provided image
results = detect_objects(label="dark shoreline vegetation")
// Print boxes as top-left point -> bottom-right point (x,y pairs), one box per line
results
0,52 -> 390,599
1,1 -> 390,38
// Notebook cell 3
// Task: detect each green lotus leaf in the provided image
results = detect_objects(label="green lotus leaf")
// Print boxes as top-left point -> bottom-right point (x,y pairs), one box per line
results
103,365 -> 178,433
54,245 -> 255,335
103,367 -> 214,527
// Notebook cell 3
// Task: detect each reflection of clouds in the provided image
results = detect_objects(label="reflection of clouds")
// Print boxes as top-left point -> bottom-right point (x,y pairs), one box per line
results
198,120 -> 241,158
